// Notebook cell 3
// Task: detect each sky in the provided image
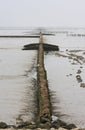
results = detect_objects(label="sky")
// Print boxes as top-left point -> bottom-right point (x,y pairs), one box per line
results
0,0 -> 85,27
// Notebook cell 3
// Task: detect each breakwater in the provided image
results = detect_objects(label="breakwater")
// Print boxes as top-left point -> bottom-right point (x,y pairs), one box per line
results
23,43 -> 59,51
37,33 -> 52,125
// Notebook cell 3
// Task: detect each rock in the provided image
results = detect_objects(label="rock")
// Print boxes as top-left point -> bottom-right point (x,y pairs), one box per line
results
58,127 -> 67,130
71,128 -> 79,130
28,124 -> 37,129
70,74 -> 72,76
8,125 -> 17,129
39,122 -> 51,129
51,115 -> 58,123
40,117 -> 50,123
17,121 -> 37,129
80,66 -> 83,69
51,119 -> 77,130
80,83 -> 85,88
76,75 -> 82,82
0,122 -> 8,128
66,49 -> 68,51
66,124 -> 77,129
50,128 -> 56,130
77,69 -> 82,74
51,119 -> 67,129
66,74 -> 72,77
37,128 -> 41,130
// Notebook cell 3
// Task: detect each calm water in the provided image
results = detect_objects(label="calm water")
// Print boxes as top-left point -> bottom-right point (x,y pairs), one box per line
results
0,28 -> 85,128
44,28 -> 85,128
0,29 -> 38,125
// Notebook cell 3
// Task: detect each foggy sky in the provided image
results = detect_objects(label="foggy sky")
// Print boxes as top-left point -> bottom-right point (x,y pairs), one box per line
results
0,0 -> 85,27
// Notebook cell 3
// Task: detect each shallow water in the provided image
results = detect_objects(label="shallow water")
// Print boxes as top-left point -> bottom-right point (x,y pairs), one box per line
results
45,54 -> 85,128
0,28 -> 85,128
0,35 -> 38,125
44,28 -> 85,128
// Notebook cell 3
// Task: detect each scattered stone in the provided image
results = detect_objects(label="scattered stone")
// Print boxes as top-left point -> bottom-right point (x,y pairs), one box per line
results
80,83 -> 85,88
0,122 -> 8,128
72,62 -> 77,65
66,49 -> 68,51
37,128 -> 47,130
51,115 -> 58,123
71,128 -> 79,130
39,122 -> 51,129
51,119 -> 67,129
80,66 -> 83,68
66,74 -> 72,77
28,124 -> 37,129
8,125 -> 17,129
76,75 -> 82,83
66,124 -> 77,129
70,74 -> 72,76
83,52 -> 85,55
58,127 -> 67,130
17,121 -> 37,129
50,127 -> 56,130
51,119 -> 77,130
40,117 -> 50,123
77,69 -> 82,74
37,128 -> 41,130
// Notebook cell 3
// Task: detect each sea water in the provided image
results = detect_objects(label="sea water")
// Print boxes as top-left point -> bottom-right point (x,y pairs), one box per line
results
0,28 -> 85,128
0,28 -> 38,125
44,28 -> 85,128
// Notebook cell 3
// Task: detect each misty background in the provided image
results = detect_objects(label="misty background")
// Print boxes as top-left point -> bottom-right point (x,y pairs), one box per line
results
0,0 -> 85,27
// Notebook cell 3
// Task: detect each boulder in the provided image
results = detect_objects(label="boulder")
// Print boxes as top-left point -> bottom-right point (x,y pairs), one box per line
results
0,122 -> 8,128
80,83 -> 85,88
76,75 -> 82,82
40,117 -> 50,123
77,69 -> 82,74
58,127 -> 67,130
17,121 -> 37,129
39,122 -> 51,129
66,124 -> 77,129
51,119 -> 67,129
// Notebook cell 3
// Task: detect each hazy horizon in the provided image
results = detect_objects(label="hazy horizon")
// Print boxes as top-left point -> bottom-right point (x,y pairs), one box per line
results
0,0 -> 85,27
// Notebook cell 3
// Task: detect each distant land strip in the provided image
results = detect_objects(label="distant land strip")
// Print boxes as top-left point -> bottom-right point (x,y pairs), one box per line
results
0,35 -> 40,38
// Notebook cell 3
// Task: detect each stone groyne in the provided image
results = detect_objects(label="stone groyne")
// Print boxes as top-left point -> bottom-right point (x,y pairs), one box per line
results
23,43 -> 59,51
37,33 -> 52,127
